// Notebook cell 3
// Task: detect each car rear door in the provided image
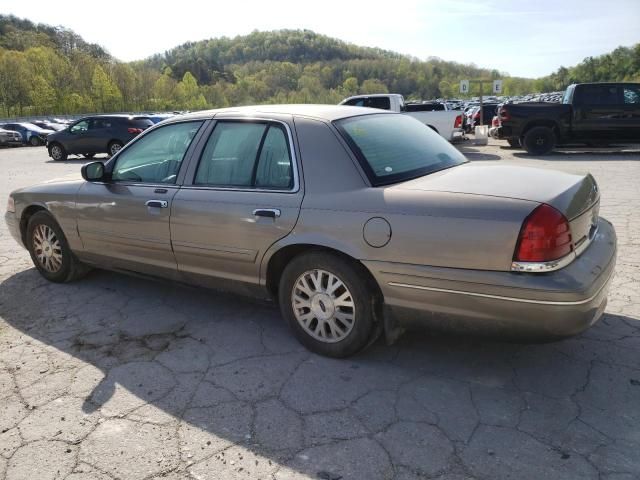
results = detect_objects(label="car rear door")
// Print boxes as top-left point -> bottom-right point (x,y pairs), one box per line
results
170,116 -> 303,291
571,84 -> 624,140
75,120 -> 206,278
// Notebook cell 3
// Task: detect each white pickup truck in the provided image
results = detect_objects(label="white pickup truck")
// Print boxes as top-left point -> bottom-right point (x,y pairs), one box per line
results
339,94 -> 464,142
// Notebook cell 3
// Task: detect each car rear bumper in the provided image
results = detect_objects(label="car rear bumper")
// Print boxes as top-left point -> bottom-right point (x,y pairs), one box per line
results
4,211 -> 24,247
364,217 -> 617,339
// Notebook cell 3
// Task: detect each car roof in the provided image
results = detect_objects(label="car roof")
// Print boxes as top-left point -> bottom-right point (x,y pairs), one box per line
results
168,104 -> 393,123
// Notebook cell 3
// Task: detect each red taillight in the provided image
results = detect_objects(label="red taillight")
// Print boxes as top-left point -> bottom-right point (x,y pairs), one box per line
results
514,204 -> 573,262
473,112 -> 480,119
454,114 -> 462,128
128,127 -> 143,134
499,106 -> 511,122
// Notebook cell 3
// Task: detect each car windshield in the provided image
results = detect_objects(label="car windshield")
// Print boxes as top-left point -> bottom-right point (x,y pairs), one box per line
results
335,113 -> 467,186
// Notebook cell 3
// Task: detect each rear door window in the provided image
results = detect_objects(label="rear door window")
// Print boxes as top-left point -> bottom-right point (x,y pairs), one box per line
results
195,121 -> 293,190
623,86 -> 640,104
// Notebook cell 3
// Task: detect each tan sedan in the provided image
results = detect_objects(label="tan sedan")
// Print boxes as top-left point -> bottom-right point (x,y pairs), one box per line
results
4,105 -> 616,357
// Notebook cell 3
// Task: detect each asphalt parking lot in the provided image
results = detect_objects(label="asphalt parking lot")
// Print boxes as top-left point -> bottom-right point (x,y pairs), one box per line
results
0,141 -> 639,480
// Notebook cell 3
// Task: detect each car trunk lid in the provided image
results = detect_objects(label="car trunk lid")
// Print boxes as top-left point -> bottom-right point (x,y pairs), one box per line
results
395,163 -> 600,254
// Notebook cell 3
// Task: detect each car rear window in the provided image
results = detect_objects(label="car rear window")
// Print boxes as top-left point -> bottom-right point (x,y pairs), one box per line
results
335,113 -> 467,186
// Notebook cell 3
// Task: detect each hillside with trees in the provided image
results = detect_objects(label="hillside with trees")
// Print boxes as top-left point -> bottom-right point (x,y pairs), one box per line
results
0,14 -> 638,117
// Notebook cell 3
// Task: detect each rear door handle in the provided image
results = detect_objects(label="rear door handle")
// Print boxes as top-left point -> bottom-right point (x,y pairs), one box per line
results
253,208 -> 281,218
146,200 -> 168,208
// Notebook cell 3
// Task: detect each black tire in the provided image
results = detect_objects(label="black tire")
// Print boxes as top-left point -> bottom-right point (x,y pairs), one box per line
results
108,140 -> 124,157
279,252 -> 376,358
26,211 -> 90,283
523,126 -> 556,155
83,153 -> 96,159
29,136 -> 42,146
507,137 -> 520,148
48,142 -> 67,161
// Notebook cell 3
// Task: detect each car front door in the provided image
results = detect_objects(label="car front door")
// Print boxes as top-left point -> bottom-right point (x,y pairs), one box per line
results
65,119 -> 92,153
82,118 -> 112,153
75,120 -> 206,278
170,117 -> 303,292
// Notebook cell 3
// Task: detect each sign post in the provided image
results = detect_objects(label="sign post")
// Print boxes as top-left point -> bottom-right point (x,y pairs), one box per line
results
460,78 -> 503,126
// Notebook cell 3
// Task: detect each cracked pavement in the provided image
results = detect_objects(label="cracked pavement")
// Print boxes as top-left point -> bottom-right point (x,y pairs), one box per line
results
0,141 -> 639,480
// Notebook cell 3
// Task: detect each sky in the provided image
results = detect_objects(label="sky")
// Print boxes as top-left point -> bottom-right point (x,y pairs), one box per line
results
3,0 -> 639,78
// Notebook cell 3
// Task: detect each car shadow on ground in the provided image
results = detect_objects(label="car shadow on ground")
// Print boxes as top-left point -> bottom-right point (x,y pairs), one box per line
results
1,267 -> 639,479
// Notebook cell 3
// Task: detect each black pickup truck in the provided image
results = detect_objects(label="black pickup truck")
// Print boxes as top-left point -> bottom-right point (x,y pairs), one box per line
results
497,82 -> 640,154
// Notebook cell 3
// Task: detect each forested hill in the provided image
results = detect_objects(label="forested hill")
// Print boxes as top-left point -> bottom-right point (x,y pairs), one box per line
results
0,14 -> 639,117
0,15 -> 109,59
144,30 -> 406,83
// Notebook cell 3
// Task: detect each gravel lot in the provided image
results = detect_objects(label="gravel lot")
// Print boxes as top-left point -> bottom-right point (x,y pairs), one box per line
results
0,140 -> 639,480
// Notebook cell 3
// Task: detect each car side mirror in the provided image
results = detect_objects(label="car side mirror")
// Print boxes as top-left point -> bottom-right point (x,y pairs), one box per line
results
81,161 -> 105,182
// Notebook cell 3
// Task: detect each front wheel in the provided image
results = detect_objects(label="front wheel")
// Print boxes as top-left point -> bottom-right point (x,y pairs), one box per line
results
279,252 -> 376,358
29,136 -> 42,146
523,127 -> 556,155
108,141 -> 123,157
48,143 -> 67,161
26,211 -> 90,283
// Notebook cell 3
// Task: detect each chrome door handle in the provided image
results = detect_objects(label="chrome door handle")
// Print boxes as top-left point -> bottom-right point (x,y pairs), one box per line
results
146,200 -> 168,208
253,208 -> 281,218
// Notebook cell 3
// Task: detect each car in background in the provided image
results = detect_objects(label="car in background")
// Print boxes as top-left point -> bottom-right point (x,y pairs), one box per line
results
470,103 -> 500,128
32,120 -> 66,132
0,128 -> 23,147
46,115 -> 155,161
146,113 -> 175,124
0,122 -> 55,146
340,94 -> 463,141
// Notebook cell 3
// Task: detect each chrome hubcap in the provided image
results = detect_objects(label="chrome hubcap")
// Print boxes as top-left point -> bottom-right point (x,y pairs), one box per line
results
291,269 -> 355,343
32,224 -> 63,273
51,146 -> 62,159
110,143 -> 122,155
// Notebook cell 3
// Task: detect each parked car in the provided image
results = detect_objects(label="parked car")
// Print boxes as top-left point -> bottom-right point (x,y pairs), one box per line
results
46,115 -> 155,161
339,94 -> 463,141
32,120 -> 66,132
146,113 -> 175,124
496,82 -> 640,154
0,128 -> 23,147
5,105 -> 616,358
470,103 -> 500,128
0,122 -> 54,146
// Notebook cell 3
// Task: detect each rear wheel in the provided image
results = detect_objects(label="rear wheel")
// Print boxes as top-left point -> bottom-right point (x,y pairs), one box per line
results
279,252 -> 376,358
523,127 -> 556,155
26,211 -> 90,283
29,136 -> 42,146
108,140 -> 123,157
48,142 -> 67,161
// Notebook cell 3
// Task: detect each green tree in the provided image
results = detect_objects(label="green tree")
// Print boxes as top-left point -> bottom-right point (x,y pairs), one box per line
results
30,75 -> 56,114
360,78 -> 388,94
91,65 -> 122,111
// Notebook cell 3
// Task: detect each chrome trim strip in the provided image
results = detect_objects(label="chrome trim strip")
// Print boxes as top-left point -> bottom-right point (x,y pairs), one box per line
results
511,225 -> 599,273
387,279 -> 610,306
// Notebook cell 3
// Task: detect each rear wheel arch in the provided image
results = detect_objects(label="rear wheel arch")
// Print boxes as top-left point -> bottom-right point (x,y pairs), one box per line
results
265,243 -> 382,303
522,120 -> 561,139
427,125 -> 439,134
